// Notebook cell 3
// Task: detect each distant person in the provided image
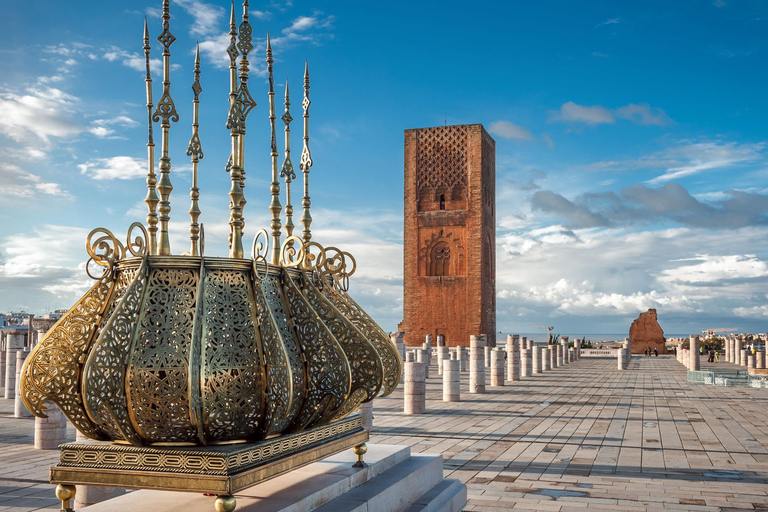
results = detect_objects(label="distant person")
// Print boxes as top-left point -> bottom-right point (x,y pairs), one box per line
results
654,348 -> 658,357
715,351 -> 719,362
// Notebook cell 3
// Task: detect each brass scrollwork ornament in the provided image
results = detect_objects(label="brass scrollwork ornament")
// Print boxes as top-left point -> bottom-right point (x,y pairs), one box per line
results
251,228 -> 270,280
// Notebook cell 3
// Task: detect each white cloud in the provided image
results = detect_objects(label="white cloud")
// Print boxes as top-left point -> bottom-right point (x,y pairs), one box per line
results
271,12 -> 335,47
614,103 -> 671,126
646,140 -> 763,184
659,255 -> 768,284
175,0 -> 224,37
495,224 -> 768,331
550,101 -> 672,127
0,87 -> 82,145
88,126 -> 115,138
78,156 -> 146,180
551,101 -> 614,125
0,162 -> 69,198
488,120 -> 533,141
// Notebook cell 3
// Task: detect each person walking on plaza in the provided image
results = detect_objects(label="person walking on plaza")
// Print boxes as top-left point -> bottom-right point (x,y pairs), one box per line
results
654,348 -> 658,357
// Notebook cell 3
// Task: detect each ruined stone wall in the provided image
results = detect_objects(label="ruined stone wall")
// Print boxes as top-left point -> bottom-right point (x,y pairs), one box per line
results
402,124 -> 496,347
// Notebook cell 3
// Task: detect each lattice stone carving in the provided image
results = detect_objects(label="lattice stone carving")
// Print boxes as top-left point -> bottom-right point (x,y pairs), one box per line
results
416,125 -> 468,195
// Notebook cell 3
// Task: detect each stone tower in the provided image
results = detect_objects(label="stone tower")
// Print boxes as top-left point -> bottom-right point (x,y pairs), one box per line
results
401,124 -> 496,347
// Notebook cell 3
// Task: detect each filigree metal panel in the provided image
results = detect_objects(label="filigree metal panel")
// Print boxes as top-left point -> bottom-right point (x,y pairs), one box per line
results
258,273 -> 306,434
200,269 -> 265,441
20,276 -> 115,439
126,267 -> 199,443
251,274 -> 292,438
321,282 -> 402,397
83,261 -> 147,445
282,272 -> 350,431
298,271 -> 382,421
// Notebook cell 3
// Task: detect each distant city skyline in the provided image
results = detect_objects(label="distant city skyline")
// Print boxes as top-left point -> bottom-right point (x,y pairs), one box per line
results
1,1 -> 767,335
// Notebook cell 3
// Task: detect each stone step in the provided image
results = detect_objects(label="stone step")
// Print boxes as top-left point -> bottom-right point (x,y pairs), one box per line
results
402,479 -> 466,512
311,453 -> 446,512
80,444 -> 412,512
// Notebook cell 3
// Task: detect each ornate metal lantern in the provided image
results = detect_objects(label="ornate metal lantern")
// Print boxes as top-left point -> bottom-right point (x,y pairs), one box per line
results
19,2 -> 400,509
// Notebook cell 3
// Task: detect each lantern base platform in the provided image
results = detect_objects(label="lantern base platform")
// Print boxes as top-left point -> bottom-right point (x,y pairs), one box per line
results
50,415 -> 367,497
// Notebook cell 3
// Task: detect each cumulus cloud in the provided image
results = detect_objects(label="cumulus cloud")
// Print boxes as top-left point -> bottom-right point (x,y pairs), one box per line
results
78,156 -> 146,180
530,182 -> 768,230
531,190 -> 610,228
0,226 -> 92,311
550,101 -> 672,127
495,224 -> 768,332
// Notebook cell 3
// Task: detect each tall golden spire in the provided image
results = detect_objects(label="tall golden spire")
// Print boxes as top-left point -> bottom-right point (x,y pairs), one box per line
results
225,1 -> 238,252
280,79 -> 296,241
300,61 -> 313,243
143,18 -> 158,255
153,0 -> 179,256
267,33 -> 282,265
187,43 -> 204,256
226,0 -> 256,258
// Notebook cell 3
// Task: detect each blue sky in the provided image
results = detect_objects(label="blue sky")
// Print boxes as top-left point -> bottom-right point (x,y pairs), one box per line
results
1,0 -> 768,337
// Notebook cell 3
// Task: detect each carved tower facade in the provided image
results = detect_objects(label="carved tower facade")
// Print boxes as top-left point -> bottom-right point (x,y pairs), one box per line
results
402,124 -> 496,347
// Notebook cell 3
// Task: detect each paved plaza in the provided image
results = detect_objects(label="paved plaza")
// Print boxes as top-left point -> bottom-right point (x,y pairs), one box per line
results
1,354 -> 768,511
370,354 -> 768,512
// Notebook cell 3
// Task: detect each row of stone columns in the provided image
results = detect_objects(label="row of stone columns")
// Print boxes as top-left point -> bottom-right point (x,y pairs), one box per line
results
402,333 -> 583,414
722,334 -> 767,369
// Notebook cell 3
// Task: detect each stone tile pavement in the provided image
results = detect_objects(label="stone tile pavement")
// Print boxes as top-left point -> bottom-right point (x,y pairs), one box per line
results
370,355 -> 768,511
1,354 -> 767,511
0,400 -> 76,511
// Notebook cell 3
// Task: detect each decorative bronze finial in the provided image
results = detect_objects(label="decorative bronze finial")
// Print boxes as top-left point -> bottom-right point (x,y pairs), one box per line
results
187,43 -> 204,257
300,60 -> 313,244
267,33 -> 282,264
152,0 -> 179,256
143,18 -> 159,256
225,1 -> 238,251
226,0 -> 256,258
281,79 -> 296,241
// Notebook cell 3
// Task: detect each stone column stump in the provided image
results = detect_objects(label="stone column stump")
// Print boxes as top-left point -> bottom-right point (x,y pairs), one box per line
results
757,350 -> 766,370
443,357 -> 460,402
35,403 -> 68,450
533,346 -> 543,374
436,346 -> 449,376
560,336 -> 569,365
521,349 -> 532,378
690,335 -> 700,371
469,335 -> 486,393
416,349 -> 429,379
15,350 -> 32,418
490,348 -> 505,386
506,334 -> 520,381
404,357 -> 426,415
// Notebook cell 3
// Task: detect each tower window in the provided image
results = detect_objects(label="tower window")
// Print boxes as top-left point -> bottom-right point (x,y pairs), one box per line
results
439,194 -> 446,210
429,241 -> 450,276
